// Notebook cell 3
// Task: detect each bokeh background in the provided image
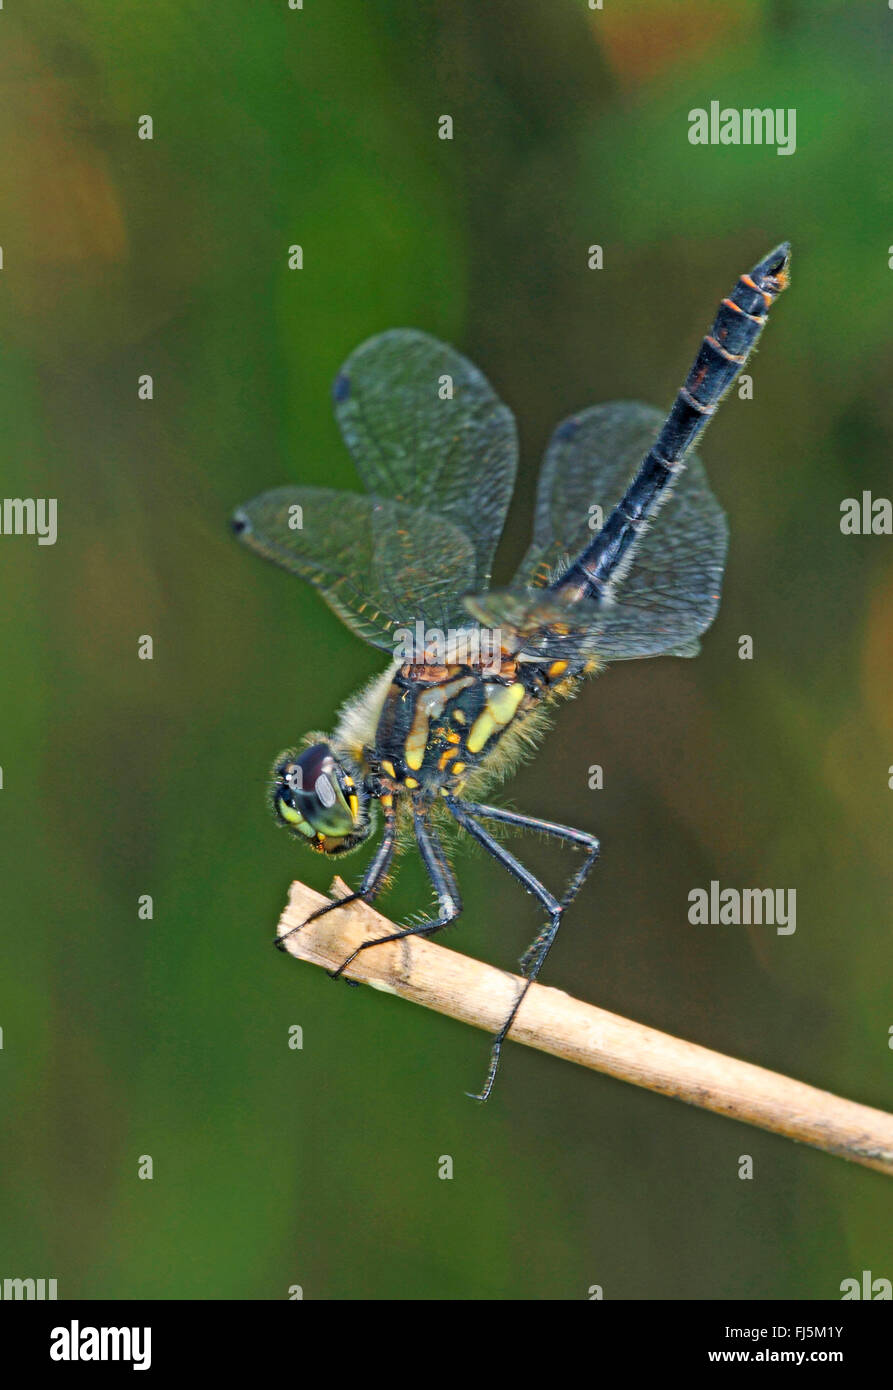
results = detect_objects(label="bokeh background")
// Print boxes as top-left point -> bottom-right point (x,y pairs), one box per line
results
1,0 -> 891,1300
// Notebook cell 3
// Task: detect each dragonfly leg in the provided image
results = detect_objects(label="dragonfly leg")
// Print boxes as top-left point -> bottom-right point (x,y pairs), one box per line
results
455,800 -> 600,966
274,803 -> 397,953
328,807 -> 461,979
446,797 -> 600,1101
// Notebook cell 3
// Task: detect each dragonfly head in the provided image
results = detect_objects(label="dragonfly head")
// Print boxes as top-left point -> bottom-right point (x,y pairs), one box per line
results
270,743 -> 371,855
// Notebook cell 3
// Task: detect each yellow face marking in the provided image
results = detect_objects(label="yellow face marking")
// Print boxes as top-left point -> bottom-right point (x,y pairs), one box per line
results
381,759 -> 396,778
404,776 -> 419,789
278,800 -> 314,836
446,730 -> 461,744
438,746 -> 458,771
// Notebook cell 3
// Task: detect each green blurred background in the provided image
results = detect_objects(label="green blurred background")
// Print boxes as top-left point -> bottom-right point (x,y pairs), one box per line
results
1,0 -> 891,1299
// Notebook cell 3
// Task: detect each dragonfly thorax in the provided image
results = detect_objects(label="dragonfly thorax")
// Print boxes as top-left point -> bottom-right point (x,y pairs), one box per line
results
370,660 -> 567,798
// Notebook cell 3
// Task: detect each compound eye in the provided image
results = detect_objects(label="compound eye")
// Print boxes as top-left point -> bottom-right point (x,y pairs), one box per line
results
271,741 -> 367,854
283,763 -> 303,794
291,748 -> 340,809
275,742 -> 356,841
293,744 -> 331,790
314,772 -> 337,809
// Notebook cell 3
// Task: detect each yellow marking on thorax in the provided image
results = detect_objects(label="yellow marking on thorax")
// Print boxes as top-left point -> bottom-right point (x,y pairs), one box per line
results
405,711 -> 428,770
406,677 -> 474,770
467,681 -> 526,754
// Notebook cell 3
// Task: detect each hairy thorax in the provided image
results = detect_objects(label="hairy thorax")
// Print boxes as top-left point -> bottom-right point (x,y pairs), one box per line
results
370,659 -> 583,801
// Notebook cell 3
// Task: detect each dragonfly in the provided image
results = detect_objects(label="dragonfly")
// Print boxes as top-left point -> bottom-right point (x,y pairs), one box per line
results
232,243 -> 790,1100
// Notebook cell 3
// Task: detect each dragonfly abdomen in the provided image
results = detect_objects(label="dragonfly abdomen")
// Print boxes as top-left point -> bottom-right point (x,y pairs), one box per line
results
551,244 -> 790,605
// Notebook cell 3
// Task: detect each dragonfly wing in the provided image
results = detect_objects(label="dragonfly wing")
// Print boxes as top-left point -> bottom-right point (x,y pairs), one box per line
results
464,587 -> 708,664
233,487 -> 477,652
577,601 -> 705,660
514,402 -> 728,646
333,329 -> 518,590
462,590 -> 593,662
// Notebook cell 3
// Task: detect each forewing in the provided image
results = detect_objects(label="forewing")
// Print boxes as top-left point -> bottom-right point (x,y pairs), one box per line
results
333,329 -> 518,590
233,487 -> 477,652
514,402 -> 728,649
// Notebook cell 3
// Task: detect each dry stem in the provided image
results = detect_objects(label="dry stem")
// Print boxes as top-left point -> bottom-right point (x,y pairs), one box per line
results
276,877 -> 893,1176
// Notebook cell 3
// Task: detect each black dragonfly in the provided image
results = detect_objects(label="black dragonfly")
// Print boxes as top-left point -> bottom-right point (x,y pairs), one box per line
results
232,244 -> 790,1099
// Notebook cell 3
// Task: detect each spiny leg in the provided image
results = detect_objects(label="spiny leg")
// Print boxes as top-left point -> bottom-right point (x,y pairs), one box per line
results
447,797 -> 599,1101
274,803 -> 397,953
447,802 -> 560,1101
456,800 -> 600,965
328,806 -> 461,980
